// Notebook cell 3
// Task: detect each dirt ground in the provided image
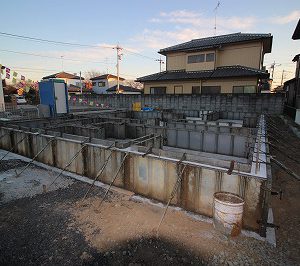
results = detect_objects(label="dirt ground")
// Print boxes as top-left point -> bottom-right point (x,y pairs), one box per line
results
0,115 -> 299,265
268,116 -> 300,263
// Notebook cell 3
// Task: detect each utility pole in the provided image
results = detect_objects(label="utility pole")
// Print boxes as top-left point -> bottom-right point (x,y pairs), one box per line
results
155,56 -> 165,72
280,70 -> 284,86
214,1 -> 221,36
115,45 -> 123,94
79,71 -> 83,94
271,61 -> 281,79
280,70 -> 285,86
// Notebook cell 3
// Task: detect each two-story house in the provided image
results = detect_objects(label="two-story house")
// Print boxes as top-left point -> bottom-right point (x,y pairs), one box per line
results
137,33 -> 273,94
91,74 -> 125,94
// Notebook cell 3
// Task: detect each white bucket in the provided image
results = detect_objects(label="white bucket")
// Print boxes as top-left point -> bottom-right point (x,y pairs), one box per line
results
213,192 -> 244,237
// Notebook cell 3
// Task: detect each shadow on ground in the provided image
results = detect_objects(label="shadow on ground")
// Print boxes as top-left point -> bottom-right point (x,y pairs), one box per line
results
0,182 -> 204,265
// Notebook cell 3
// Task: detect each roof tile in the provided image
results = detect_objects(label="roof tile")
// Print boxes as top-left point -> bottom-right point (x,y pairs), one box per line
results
136,65 -> 269,82
159,33 -> 272,54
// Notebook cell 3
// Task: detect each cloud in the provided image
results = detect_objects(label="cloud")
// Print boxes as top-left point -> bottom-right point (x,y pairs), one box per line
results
131,28 -> 223,50
134,10 -> 257,50
149,10 -> 258,31
272,10 -> 300,24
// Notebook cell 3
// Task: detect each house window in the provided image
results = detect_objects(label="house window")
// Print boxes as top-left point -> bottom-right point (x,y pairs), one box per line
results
92,82 -> 96,86
201,86 -> 221,94
244,86 -> 256,93
98,81 -> 105,87
206,53 -> 215,62
232,86 -> 244,93
233,86 -> 256,93
192,86 -> 201,94
150,87 -> 166,95
174,85 -> 183,94
187,54 -> 205,64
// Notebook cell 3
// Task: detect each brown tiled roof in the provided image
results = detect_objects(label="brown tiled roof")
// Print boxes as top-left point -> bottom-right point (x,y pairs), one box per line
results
42,72 -> 84,80
107,85 -> 142,93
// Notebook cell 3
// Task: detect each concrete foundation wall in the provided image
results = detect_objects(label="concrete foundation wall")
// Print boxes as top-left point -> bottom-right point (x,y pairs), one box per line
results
0,127 -> 267,232
124,123 -> 251,158
69,94 -> 284,114
48,125 -> 105,139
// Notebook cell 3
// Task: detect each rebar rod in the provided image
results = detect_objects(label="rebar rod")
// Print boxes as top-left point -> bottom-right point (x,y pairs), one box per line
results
271,157 -> 300,181
0,134 -> 30,162
97,153 -> 129,208
15,137 -> 55,178
0,132 -> 10,141
156,164 -> 186,236
48,141 -> 88,189
82,151 -> 114,200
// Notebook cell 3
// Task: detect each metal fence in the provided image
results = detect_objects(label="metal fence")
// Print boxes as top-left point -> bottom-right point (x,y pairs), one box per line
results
0,105 -> 39,120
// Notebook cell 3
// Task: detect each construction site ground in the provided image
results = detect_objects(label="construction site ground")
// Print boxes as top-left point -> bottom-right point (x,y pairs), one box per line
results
0,116 -> 299,265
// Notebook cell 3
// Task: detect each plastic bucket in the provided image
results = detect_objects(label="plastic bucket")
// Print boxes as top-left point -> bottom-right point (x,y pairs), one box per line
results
213,192 -> 244,237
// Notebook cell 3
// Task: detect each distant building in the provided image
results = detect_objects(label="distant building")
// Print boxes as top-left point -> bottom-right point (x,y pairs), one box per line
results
68,84 -> 93,95
283,19 -> 300,123
137,32 -> 272,94
90,74 -> 125,94
42,72 -> 84,88
106,85 -> 142,94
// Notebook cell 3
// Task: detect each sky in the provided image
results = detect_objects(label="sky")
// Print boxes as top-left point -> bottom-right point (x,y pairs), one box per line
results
0,0 -> 299,86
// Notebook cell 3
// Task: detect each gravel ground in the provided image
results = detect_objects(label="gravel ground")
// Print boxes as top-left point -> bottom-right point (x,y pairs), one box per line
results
0,176 -> 295,265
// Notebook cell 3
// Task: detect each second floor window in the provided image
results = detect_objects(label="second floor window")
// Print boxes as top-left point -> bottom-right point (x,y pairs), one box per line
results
188,53 -> 215,64
188,54 -> 205,64
206,53 -> 215,62
201,86 -> 221,94
150,87 -> 166,95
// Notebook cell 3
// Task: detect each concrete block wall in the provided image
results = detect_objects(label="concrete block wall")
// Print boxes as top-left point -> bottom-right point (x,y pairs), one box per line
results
69,94 -> 284,114
0,127 -> 267,232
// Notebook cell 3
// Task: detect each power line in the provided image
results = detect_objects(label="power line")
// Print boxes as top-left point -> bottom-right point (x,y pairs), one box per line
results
122,48 -> 159,61
0,31 -> 159,61
0,31 -> 113,49
4,65 -> 139,79
0,49 -> 114,65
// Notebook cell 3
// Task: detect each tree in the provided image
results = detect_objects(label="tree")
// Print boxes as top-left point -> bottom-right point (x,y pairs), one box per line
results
84,70 -> 104,80
123,80 -> 144,90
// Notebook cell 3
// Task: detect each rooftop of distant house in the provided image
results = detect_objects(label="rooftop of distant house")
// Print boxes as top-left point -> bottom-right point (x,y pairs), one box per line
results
159,32 -> 273,55
90,74 -> 125,81
42,72 -> 84,80
107,84 -> 142,93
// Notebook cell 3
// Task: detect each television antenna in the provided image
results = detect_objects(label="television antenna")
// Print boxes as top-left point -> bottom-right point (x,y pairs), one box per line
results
214,1 -> 221,36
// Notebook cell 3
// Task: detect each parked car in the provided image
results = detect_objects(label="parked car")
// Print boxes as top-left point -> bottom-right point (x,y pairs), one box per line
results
15,95 -> 27,105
